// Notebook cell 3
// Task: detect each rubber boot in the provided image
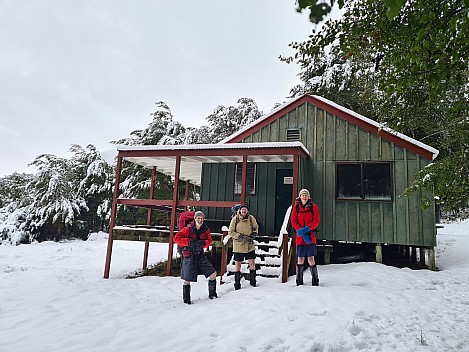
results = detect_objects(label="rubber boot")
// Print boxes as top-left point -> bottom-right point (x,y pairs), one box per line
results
234,271 -> 242,290
249,269 -> 257,287
208,279 -> 218,299
183,284 -> 191,304
311,265 -> 319,286
296,264 -> 304,286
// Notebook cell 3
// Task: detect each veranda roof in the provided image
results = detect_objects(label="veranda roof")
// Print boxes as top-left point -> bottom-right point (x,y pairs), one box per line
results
116,141 -> 310,185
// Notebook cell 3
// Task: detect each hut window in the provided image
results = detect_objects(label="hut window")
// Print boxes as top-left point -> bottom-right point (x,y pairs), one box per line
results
286,128 -> 301,141
234,163 -> 256,195
336,162 -> 392,200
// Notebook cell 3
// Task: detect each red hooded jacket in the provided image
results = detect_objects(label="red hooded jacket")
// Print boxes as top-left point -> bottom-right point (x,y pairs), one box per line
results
174,223 -> 212,248
291,198 -> 320,245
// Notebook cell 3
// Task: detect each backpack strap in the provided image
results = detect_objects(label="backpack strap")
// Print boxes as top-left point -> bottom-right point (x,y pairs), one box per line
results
296,202 -> 314,218
235,213 -> 254,233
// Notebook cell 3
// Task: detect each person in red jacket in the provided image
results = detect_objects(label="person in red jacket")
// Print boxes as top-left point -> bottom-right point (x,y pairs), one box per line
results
174,211 -> 217,304
291,188 -> 321,286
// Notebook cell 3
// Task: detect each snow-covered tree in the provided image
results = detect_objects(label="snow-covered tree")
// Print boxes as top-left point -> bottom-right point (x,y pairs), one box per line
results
206,98 -> 262,142
0,205 -> 30,245
113,101 -> 173,146
111,101 -> 213,226
157,121 -> 187,145
25,154 -> 88,241
183,125 -> 212,144
0,173 -> 33,244
70,144 -> 114,233
1,96 -> 265,242
10,145 -> 115,241
0,172 -> 33,208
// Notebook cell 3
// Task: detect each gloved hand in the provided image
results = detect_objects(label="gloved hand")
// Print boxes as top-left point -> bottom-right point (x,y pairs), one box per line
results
240,234 -> 254,244
192,239 -> 205,253
249,233 -> 256,240
297,226 -> 311,244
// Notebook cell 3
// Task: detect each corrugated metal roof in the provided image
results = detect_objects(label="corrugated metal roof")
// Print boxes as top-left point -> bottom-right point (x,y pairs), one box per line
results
117,141 -> 309,185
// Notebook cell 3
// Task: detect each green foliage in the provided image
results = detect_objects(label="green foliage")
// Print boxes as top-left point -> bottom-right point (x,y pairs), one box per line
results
291,0 -> 468,97
296,0 -> 335,23
406,147 -> 469,212
296,0 -> 427,23
285,0 -> 469,213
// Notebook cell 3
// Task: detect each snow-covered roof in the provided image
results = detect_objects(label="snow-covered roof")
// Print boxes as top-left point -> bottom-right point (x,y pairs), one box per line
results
221,94 -> 439,160
117,141 -> 309,153
117,142 -> 309,185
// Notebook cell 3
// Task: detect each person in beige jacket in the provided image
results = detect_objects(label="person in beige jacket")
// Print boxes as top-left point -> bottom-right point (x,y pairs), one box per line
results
229,203 -> 259,289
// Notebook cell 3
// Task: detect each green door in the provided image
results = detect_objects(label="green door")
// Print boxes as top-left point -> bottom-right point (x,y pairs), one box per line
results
274,169 -> 293,234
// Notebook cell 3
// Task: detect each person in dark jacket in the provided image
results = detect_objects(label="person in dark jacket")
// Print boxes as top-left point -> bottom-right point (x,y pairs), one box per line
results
174,211 -> 217,304
291,189 -> 321,286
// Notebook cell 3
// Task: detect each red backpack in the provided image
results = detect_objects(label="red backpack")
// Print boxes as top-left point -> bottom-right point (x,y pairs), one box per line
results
176,211 -> 195,255
178,211 -> 195,230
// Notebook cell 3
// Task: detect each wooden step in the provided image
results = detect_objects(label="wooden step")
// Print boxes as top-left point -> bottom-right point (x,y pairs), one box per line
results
225,238 -> 286,278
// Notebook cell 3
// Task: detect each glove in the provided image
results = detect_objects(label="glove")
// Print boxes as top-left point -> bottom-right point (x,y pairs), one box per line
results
240,234 -> 253,244
297,226 -> 311,244
192,239 -> 205,253
249,233 -> 256,240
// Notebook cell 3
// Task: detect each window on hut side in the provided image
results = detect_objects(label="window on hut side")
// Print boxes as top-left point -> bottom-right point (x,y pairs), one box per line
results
234,163 -> 256,195
336,162 -> 392,200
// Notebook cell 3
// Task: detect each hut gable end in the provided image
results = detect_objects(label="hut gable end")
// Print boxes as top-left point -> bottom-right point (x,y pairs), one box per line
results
221,94 -> 438,161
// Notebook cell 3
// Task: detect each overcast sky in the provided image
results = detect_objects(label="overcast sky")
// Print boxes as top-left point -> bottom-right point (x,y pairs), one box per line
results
0,1 -> 318,177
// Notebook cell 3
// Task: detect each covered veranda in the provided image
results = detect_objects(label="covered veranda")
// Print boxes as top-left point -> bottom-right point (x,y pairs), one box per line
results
103,142 -> 310,281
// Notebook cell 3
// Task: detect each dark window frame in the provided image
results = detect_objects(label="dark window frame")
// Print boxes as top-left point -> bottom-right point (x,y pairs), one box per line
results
336,162 -> 393,201
234,162 -> 256,195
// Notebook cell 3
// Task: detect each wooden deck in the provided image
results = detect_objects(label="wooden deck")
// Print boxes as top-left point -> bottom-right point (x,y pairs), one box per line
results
112,225 -> 224,247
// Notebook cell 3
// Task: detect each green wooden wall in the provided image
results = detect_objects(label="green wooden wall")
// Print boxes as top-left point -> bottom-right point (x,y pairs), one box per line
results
200,162 -> 293,236
200,102 -> 436,247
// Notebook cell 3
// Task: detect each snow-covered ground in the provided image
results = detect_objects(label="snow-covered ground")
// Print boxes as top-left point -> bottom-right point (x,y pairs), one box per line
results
1,220 -> 468,352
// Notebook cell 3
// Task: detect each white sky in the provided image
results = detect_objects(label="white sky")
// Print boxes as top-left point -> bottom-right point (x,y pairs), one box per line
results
0,1 -> 323,177
1,220 -> 468,351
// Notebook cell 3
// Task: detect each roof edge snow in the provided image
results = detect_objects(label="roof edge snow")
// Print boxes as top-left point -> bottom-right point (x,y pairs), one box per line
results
221,94 -> 439,161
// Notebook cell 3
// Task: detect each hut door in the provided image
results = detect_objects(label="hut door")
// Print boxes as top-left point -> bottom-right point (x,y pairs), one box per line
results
274,169 -> 293,234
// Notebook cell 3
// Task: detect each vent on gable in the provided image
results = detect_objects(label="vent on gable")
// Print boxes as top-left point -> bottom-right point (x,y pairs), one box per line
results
286,128 -> 301,141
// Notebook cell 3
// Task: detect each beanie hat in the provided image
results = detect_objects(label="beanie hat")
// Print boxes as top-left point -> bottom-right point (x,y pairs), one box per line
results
239,203 -> 249,211
194,211 -> 205,219
299,189 -> 310,197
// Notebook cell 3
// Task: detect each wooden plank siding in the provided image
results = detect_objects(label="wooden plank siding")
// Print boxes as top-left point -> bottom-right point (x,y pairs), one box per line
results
200,162 -> 293,236
200,101 -> 436,247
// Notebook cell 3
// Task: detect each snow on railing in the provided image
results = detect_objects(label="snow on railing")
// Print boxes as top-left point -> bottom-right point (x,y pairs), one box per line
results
221,226 -> 230,245
277,205 -> 292,248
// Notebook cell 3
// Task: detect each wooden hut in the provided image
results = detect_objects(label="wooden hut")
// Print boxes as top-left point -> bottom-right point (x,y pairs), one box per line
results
104,94 -> 439,281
